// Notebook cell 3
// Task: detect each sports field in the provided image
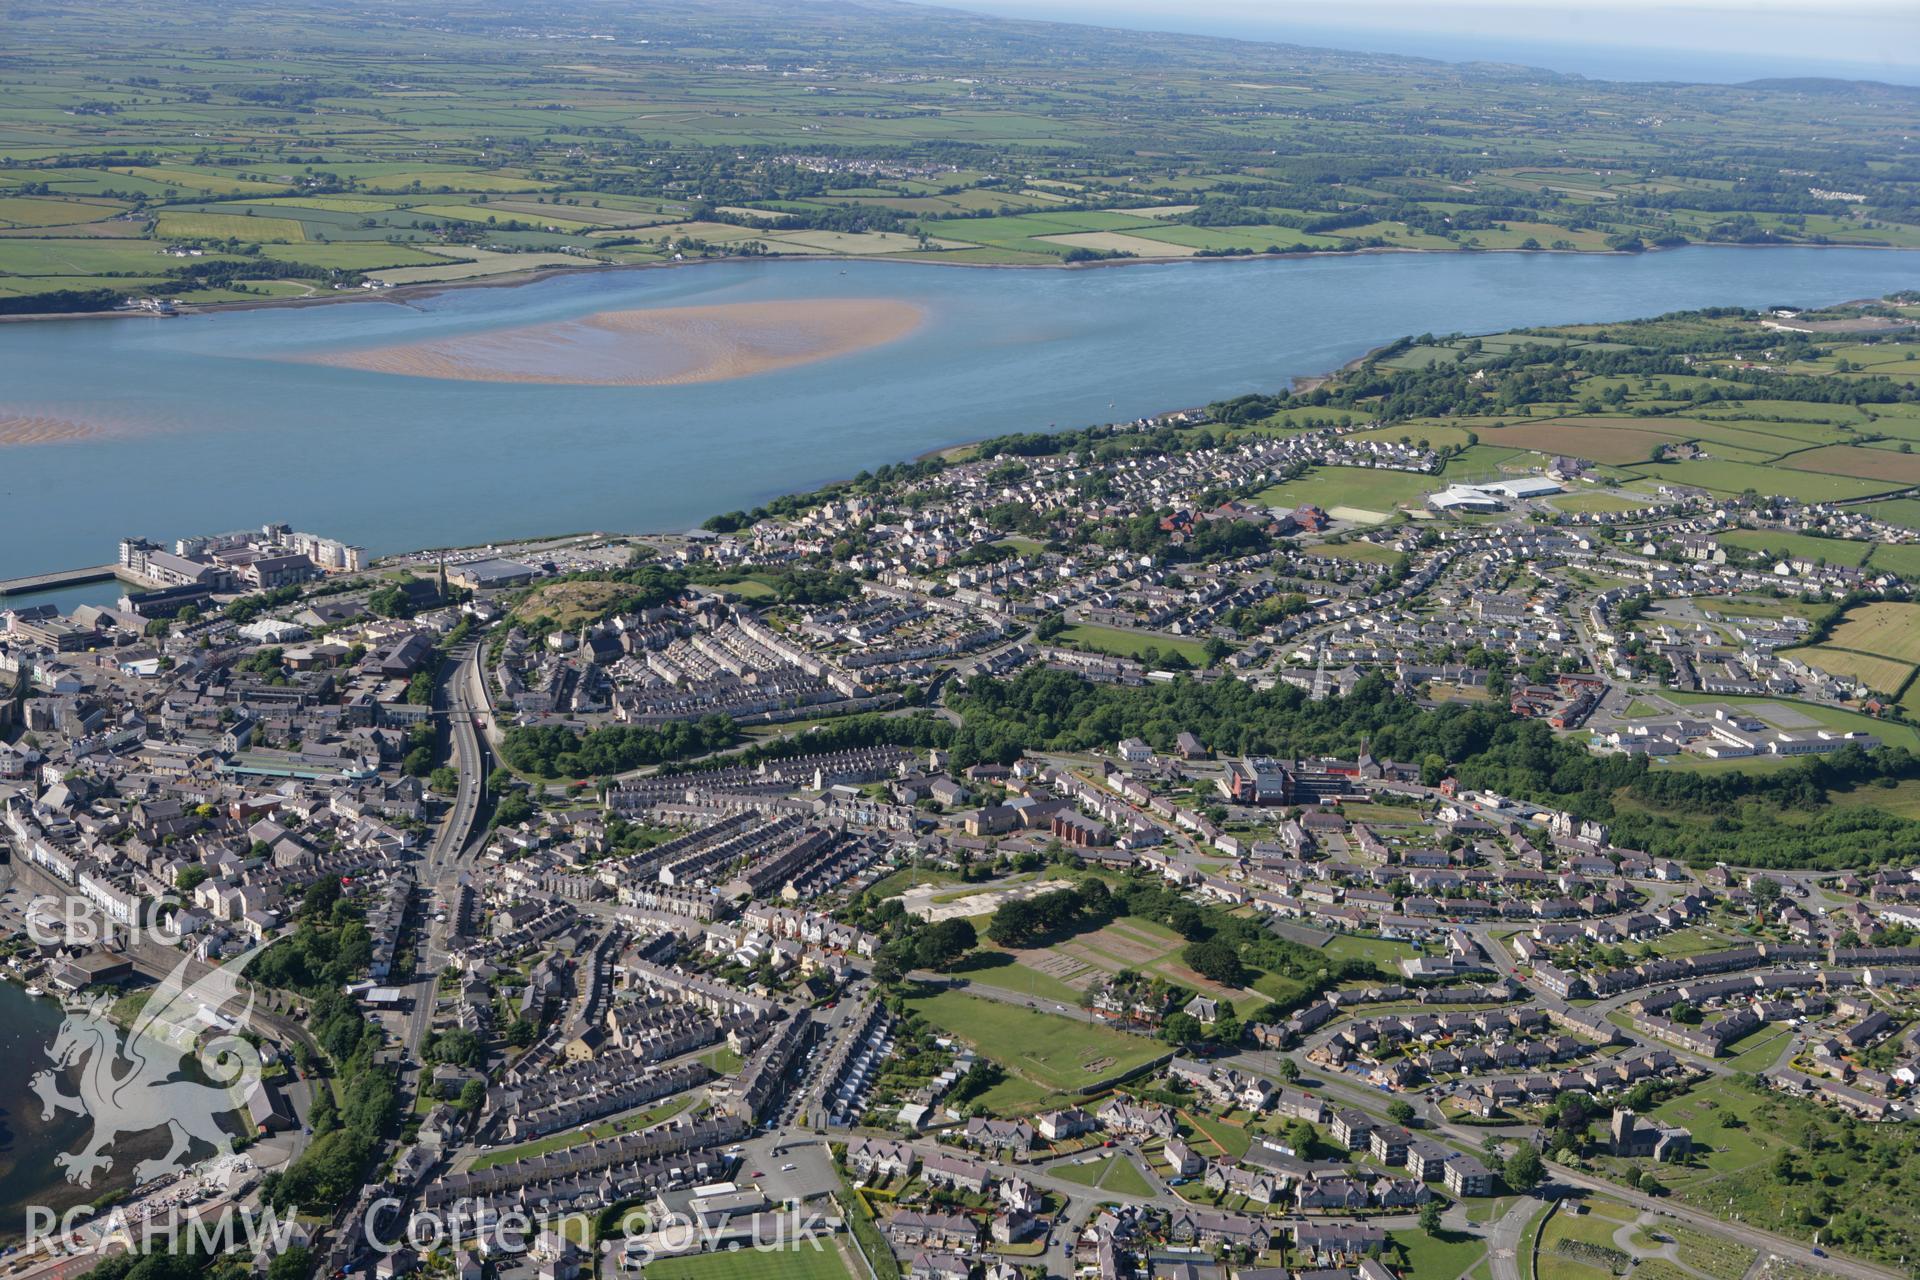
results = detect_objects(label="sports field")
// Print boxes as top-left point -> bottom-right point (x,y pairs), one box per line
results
1255,466 -> 1441,515
640,1244 -> 859,1280
1549,491 -> 1652,514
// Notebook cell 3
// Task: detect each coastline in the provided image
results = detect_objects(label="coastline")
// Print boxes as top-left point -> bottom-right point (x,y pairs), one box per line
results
3,237 -> 1914,327
2,257 -> 1909,575
414,326 -> 1397,552
4,247 -> 1915,582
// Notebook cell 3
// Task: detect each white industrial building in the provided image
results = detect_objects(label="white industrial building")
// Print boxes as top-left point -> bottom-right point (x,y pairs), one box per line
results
1426,486 -> 1507,513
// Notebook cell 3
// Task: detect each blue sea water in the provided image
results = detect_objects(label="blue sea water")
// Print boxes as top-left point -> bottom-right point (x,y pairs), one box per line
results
2,247 -> 1918,578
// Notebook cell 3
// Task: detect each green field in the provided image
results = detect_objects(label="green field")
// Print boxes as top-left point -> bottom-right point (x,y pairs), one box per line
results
1785,646 -> 1914,695
1781,600 -> 1920,700
155,211 -> 308,241
865,868 -> 965,898
1056,623 -> 1212,666
1180,1107 -> 1254,1159
1823,601 -> 1920,665
1693,596 -> 1836,624
1550,491 -> 1652,514
952,953 -> 1090,1005
1864,498 -> 1920,531
1829,777 -> 1920,820
1311,540 -> 1405,565
1627,458 -> 1901,502
1051,1153 -> 1156,1196
1866,541 -> 1920,578
902,989 -> 1166,1091
0,0 -> 1911,307
1392,1228 -> 1492,1280
1322,933 -> 1420,966
1255,466 -> 1441,516
640,1245 -> 859,1280
1715,529 -> 1873,567
0,240 -> 198,275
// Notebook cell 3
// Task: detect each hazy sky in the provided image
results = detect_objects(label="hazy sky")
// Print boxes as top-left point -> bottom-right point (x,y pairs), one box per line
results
937,0 -> 1920,84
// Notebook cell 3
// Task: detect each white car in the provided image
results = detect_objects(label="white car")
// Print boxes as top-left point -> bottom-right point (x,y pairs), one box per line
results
781,1163 -> 796,1171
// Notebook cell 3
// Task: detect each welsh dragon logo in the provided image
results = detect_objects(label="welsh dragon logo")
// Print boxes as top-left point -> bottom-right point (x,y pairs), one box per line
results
30,948 -> 266,1188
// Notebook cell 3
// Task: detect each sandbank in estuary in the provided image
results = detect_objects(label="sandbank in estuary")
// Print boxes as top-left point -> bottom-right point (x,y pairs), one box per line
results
0,411 -> 117,447
293,296 -> 927,386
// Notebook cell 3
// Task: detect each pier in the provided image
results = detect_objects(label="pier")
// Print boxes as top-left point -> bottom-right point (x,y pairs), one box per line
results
0,564 -> 127,597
